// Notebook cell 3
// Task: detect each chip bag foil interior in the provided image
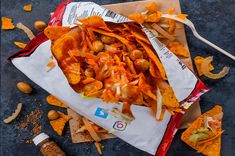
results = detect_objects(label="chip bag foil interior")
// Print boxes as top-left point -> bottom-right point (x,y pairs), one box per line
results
10,1 -> 209,155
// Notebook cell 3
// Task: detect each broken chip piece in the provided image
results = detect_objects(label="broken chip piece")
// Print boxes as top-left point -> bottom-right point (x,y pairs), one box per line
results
50,111 -> 71,136
46,95 -> 68,108
144,2 -> 158,13
23,4 -> 32,12
1,17 -> 14,30
194,56 -> 215,76
167,41 -> 190,57
14,41 -> 27,49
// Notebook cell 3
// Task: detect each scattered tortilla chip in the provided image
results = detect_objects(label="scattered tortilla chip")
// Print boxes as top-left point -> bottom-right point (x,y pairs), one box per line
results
145,2 -> 158,13
46,95 -> 68,108
50,111 -> 71,136
16,22 -> 35,40
167,41 -> 190,57
181,105 -> 223,156
57,111 -> 71,121
128,14 -> 146,24
14,41 -> 27,49
167,8 -> 175,15
50,118 -> 66,135
194,56 -> 214,76
1,17 -> 14,30
44,26 -> 71,41
176,14 -> 188,20
23,4 -> 32,12
145,12 -> 162,23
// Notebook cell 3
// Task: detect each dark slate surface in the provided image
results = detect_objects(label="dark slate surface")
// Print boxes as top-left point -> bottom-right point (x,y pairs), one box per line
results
0,0 -> 234,156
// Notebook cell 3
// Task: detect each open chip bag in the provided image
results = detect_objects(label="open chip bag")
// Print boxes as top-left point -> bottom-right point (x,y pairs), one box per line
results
9,1 -> 209,155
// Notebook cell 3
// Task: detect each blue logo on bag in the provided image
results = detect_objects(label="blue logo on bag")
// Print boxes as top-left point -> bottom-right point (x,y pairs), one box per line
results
94,107 -> 108,119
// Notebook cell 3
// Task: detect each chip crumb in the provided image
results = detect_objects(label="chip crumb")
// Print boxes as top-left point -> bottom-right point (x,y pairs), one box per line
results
23,4 -> 32,12
47,61 -> 56,68
25,139 -> 32,144
16,104 -> 43,143
14,41 -> 27,49
1,17 -> 15,30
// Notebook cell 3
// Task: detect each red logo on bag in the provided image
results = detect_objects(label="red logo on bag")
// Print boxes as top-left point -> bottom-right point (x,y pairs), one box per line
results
113,121 -> 127,131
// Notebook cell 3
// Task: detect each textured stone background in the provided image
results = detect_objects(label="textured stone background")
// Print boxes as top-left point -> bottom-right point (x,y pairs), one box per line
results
1,0 -> 235,156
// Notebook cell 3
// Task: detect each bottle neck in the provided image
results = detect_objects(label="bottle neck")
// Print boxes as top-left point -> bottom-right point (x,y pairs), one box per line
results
38,138 -> 50,147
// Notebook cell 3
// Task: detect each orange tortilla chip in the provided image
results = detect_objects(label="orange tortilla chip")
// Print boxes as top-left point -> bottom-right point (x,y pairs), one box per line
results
14,41 -> 26,49
64,63 -> 81,84
125,56 -> 137,75
128,14 -> 145,24
52,35 -> 79,60
50,111 -> 71,136
137,39 -> 166,80
78,16 -> 111,32
47,61 -> 56,68
176,14 -> 188,20
138,73 -> 157,100
44,26 -> 71,41
149,60 -> 160,78
162,86 -> 180,108
46,95 -> 68,108
181,105 -> 223,156
23,4 -> 32,12
145,2 -> 158,13
83,80 -> 103,96
57,111 -> 71,121
1,17 -> 14,30
145,12 -> 162,23
167,41 -> 190,57
131,31 -> 151,45
194,56 -> 214,76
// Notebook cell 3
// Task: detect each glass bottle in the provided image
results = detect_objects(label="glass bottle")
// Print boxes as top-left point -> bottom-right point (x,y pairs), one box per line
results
33,133 -> 66,156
